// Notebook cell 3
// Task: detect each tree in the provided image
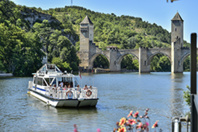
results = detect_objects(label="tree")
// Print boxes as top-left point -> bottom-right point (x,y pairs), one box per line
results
0,22 -> 44,76
52,57 -> 72,72
0,0 -> 19,24
183,56 -> 190,71
121,54 -> 138,71
33,20 -> 53,54
150,54 -> 170,72
93,55 -> 109,69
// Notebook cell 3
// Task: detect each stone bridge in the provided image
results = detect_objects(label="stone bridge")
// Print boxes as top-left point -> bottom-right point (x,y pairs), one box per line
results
80,42 -> 191,73
78,13 -> 192,73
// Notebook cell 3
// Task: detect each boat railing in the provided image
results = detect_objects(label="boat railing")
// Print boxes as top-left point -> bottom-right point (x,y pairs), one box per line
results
43,87 -> 98,100
80,88 -> 98,99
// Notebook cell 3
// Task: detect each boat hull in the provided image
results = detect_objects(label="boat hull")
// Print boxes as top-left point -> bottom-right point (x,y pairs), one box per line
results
28,89 -> 98,108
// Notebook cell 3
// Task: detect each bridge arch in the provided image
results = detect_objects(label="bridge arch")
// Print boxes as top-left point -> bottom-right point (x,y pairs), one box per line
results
147,52 -> 171,65
90,53 -> 110,69
116,53 -> 139,70
179,53 -> 190,66
147,52 -> 171,72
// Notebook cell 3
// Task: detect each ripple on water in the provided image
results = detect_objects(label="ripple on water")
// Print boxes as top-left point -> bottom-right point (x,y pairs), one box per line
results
0,73 -> 191,131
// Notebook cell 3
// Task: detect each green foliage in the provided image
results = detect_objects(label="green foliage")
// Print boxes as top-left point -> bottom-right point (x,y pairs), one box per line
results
183,56 -> 198,72
121,55 -> 139,71
0,21 -> 44,76
0,0 -> 20,24
0,1 -> 80,76
52,57 -> 72,72
0,60 -> 5,72
183,85 -> 191,106
75,41 -> 80,51
183,56 -> 190,71
32,20 -> 80,72
33,20 -> 52,53
150,54 -> 171,72
93,55 -> 109,69
41,6 -> 173,50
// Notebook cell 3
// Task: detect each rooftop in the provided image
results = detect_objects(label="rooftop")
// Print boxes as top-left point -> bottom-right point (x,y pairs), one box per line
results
172,12 -> 183,21
80,15 -> 93,25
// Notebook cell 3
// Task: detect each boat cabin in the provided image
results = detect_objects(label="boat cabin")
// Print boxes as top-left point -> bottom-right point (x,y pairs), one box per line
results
33,64 -> 79,88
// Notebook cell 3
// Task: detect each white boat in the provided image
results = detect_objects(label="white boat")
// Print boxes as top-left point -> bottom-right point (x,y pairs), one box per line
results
28,64 -> 98,108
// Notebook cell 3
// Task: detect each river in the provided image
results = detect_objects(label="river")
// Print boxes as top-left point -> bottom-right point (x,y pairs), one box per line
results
0,72 -> 191,131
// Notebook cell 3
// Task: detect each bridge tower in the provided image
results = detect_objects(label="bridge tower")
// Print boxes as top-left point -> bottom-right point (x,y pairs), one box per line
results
171,12 -> 184,73
78,16 -> 94,70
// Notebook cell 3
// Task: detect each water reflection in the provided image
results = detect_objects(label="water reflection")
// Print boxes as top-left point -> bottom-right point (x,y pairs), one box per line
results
171,73 -> 184,80
170,73 -> 189,117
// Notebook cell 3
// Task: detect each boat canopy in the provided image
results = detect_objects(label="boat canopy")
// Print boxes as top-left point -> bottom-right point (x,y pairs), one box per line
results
37,64 -> 62,75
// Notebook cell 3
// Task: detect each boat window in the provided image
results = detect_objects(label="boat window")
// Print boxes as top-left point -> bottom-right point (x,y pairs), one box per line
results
39,67 -> 46,73
57,77 -> 63,86
47,64 -> 56,73
47,64 -> 55,69
51,78 -> 56,86
44,78 -> 54,86
42,67 -> 46,72
37,78 -> 42,85
42,79 -> 47,86
57,77 -> 62,82
62,77 -> 73,87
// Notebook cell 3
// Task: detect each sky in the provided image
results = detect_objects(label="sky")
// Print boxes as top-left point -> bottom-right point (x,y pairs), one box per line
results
11,0 -> 198,43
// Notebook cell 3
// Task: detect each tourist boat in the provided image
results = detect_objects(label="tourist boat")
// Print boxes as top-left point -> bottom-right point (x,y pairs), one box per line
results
28,64 -> 98,108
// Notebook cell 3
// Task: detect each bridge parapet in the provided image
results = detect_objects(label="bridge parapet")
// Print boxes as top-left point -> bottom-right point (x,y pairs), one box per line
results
106,46 -> 118,51
147,48 -> 171,63
117,49 -> 139,59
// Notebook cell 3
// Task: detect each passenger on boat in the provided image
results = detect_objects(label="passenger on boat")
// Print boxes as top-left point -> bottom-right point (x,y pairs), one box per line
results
76,85 -> 81,98
63,85 -> 67,90
59,82 -> 63,88
53,84 -> 57,93
76,85 -> 81,91
52,87 -> 55,91
58,84 -> 62,92
83,85 -> 88,90
89,85 -> 92,89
